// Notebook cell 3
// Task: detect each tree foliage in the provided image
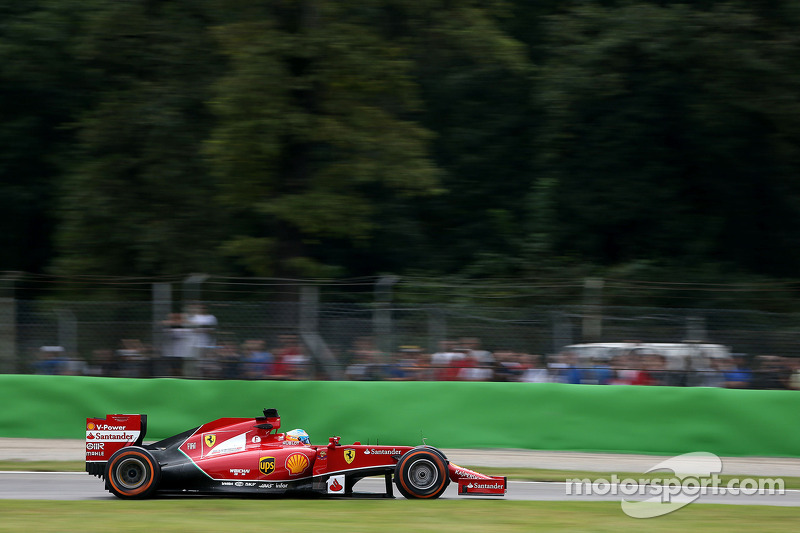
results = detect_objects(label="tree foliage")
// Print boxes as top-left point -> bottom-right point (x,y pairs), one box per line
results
207,1 -> 443,276
2,0 -> 800,292
532,1 -> 800,275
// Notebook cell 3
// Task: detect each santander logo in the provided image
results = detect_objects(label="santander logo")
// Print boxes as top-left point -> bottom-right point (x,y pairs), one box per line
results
327,475 -> 345,494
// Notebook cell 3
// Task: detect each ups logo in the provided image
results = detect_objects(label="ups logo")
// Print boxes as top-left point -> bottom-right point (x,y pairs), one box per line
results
259,456 -> 276,475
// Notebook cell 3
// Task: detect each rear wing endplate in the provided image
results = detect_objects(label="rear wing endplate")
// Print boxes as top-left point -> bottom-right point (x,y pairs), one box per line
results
85,414 -> 147,477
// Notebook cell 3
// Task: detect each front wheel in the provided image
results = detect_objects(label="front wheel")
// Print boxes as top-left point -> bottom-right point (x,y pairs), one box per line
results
105,447 -> 161,499
394,448 -> 450,499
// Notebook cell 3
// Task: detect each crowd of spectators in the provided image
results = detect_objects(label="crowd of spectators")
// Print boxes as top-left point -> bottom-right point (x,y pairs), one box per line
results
342,338 -> 800,390
28,326 -> 800,391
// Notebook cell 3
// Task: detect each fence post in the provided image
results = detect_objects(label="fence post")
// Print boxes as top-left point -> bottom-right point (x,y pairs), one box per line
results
373,276 -> 398,364
0,297 -> 15,373
182,273 -> 208,309
552,310 -> 573,354
300,285 -> 319,334
152,282 -> 172,356
686,316 -> 707,342
582,277 -> 604,341
55,309 -> 77,358
0,273 -> 19,373
300,284 -> 344,379
427,307 -> 446,354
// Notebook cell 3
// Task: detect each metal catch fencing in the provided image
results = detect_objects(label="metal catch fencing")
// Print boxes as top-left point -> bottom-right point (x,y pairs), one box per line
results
5,296 -> 800,378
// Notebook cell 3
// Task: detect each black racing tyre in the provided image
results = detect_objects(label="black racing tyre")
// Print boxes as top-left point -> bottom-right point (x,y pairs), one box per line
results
105,447 -> 161,499
394,447 -> 450,499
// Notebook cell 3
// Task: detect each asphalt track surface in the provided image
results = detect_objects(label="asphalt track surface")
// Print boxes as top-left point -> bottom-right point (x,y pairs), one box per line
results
2,439 -> 800,506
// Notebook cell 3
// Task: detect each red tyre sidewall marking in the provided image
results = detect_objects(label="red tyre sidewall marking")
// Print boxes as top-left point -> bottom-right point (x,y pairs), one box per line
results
109,450 -> 155,496
398,450 -> 446,499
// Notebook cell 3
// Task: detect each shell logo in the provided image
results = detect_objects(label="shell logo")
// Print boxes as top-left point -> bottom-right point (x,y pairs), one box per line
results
87,422 -> 95,430
285,453 -> 310,475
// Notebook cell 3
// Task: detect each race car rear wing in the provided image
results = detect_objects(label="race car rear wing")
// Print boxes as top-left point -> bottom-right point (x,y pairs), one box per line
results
85,414 -> 146,477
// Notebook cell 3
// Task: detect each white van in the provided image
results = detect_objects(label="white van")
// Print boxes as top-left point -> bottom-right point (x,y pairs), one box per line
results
560,342 -> 730,371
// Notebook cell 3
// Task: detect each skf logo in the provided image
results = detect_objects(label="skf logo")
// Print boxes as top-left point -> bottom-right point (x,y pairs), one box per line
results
259,457 -> 275,476
204,434 -> 216,448
343,449 -> 356,464
285,453 -> 310,475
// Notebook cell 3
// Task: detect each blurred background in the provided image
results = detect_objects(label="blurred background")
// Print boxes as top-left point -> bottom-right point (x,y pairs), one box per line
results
2,1 -> 800,388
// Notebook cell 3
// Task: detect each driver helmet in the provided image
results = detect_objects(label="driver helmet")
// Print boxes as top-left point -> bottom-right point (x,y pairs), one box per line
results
285,428 -> 310,445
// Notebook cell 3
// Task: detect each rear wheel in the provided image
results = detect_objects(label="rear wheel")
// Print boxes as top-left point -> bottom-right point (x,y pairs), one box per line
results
105,447 -> 161,499
394,448 -> 450,499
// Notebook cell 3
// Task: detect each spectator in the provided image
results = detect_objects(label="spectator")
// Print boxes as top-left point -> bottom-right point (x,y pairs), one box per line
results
386,346 -> 422,381
241,340 -> 273,379
461,337 -> 495,369
344,337 -> 382,380
562,352 -> 583,384
590,357 -> 614,385
752,355 -> 789,390
457,349 -> 493,381
161,312 -> 193,377
217,341 -> 242,379
789,358 -> 800,391
345,351 -> 379,380
430,340 -> 459,381
275,334 -> 311,380
630,354 -> 654,386
85,348 -> 114,377
117,339 -> 148,377
412,350 -> 434,381
699,357 -> 727,387
519,354 -> 551,383
494,350 -> 524,382
547,353 -> 569,383
724,355 -> 753,389
33,346 -> 65,375
609,354 -> 635,385
441,347 -> 468,381
186,304 -> 217,378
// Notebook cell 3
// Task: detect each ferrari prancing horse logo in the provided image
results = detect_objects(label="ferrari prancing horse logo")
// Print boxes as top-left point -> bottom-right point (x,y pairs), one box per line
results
343,449 -> 356,464
204,434 -> 216,448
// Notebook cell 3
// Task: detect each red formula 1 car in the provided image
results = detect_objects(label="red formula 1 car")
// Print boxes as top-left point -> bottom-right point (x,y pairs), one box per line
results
85,409 -> 507,499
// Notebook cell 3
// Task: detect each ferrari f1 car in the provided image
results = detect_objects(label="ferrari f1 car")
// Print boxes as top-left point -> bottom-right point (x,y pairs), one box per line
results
85,408 -> 507,499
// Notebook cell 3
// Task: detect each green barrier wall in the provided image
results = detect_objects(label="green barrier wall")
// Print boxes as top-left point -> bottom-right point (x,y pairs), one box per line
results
1,375 -> 798,457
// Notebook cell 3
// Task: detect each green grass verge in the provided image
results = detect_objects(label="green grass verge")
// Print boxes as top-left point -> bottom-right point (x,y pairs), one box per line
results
1,499 -> 798,532
3,461 -> 798,490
